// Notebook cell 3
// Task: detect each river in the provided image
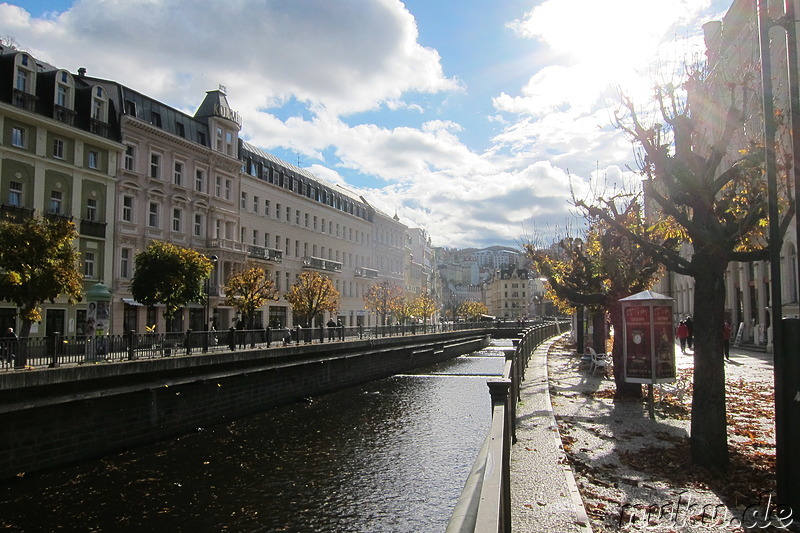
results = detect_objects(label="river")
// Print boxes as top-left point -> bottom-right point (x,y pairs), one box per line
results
0,341 -> 510,532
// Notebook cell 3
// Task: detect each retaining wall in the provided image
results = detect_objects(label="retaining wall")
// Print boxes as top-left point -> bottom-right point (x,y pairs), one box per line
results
0,332 -> 490,479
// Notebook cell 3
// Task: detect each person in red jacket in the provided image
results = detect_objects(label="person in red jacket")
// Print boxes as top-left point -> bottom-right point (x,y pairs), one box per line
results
723,320 -> 733,361
676,320 -> 689,354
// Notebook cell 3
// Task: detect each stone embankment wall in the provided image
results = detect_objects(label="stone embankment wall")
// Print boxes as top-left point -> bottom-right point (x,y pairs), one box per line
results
0,332 -> 490,479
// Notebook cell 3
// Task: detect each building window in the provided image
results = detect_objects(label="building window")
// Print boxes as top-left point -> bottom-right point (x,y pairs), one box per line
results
49,190 -> 63,214
265,200 -> 270,216
176,122 -> 185,137
241,191 -> 247,209
195,169 -> 205,192
8,181 -> 22,206
150,111 -> 162,127
122,195 -> 134,222
57,85 -> 68,107
124,145 -> 135,171
150,153 -> 161,179
86,198 -> 97,221
88,150 -> 99,169
296,210 -> 300,225
253,196 -> 259,213
53,138 -> 65,159
11,126 -> 25,148
16,68 -> 28,92
194,213 -> 203,237
172,208 -> 182,232
148,202 -> 159,227
174,161 -> 183,186
215,219 -> 222,239
84,252 -> 95,278
285,206 -> 290,222
215,176 -> 222,197
225,180 -> 232,200
120,248 -> 131,279
253,229 -> 258,245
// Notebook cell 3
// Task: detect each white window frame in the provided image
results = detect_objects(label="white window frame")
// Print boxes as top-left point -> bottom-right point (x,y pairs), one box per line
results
122,195 -> 134,222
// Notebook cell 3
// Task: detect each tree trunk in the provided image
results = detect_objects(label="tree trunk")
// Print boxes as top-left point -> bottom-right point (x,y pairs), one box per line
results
689,255 -> 729,469
609,302 -> 642,399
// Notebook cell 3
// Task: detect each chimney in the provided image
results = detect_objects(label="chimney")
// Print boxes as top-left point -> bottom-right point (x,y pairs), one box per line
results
77,67 -> 86,77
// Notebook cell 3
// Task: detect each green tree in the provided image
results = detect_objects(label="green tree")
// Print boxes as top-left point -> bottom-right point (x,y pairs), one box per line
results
363,280 -> 404,325
131,241 -> 213,330
284,271 -> 339,326
224,265 -> 280,329
411,290 -> 437,325
581,71 -> 794,469
0,216 -> 83,339
457,300 -> 488,321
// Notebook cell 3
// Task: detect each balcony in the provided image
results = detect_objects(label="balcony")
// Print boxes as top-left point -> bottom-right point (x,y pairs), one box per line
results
355,267 -> 379,279
206,238 -> 248,254
0,204 -> 34,223
43,211 -> 73,224
247,245 -> 282,263
302,256 -> 342,273
53,105 -> 77,126
12,89 -> 36,111
90,118 -> 109,138
80,219 -> 106,238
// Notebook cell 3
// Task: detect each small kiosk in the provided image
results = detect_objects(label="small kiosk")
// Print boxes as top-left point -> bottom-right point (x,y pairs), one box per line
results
620,290 -> 676,418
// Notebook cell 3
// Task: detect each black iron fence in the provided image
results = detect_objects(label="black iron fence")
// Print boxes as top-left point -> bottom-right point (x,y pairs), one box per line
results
0,319 -> 551,371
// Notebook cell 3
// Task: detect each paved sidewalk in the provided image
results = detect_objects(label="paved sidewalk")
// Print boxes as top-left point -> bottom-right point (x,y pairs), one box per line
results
510,333 -> 592,533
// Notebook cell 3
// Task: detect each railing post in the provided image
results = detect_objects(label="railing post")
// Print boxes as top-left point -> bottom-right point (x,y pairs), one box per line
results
185,329 -> 192,355
48,331 -> 60,368
127,330 -> 136,360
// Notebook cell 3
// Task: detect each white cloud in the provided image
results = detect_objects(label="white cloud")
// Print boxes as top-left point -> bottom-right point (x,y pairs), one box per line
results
0,0 -> 728,249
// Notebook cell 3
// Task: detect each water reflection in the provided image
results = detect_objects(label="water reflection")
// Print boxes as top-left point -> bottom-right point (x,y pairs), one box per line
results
0,344 -> 507,532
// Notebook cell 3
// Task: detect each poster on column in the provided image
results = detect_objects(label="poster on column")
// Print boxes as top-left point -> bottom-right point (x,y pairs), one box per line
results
624,305 -> 651,382
653,305 -> 676,381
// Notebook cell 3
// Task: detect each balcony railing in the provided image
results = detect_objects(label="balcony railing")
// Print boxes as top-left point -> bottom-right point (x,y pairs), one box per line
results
90,118 -> 109,138
43,212 -> 73,224
247,245 -> 283,263
355,267 -> 379,279
80,219 -> 106,238
12,89 -> 36,111
206,238 -> 248,254
0,204 -> 34,223
302,256 -> 342,273
53,105 -> 77,126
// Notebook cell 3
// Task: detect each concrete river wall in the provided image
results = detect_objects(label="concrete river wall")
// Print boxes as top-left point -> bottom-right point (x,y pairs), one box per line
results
0,331 -> 490,480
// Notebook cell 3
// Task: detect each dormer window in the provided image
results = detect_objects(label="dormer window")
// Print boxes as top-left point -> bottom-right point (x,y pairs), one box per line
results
15,69 -> 28,92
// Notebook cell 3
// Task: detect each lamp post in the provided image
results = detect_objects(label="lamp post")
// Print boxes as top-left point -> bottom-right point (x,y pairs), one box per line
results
203,255 -> 218,353
757,0 -> 799,511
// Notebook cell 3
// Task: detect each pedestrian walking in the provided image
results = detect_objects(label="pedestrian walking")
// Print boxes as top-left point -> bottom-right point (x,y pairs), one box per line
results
676,320 -> 688,354
723,320 -> 732,360
327,318 -> 336,341
2,327 -> 18,366
684,316 -> 694,350
337,319 -> 344,341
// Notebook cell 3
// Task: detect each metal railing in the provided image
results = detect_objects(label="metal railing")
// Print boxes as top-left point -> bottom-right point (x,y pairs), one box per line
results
0,320 -> 549,371
447,319 -> 571,533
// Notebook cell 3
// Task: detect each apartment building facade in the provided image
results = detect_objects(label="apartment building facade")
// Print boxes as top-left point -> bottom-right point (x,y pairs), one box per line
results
0,46 -> 124,337
0,45 -> 417,335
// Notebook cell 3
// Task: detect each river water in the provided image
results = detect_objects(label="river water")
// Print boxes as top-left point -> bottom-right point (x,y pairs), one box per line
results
0,342 -> 509,532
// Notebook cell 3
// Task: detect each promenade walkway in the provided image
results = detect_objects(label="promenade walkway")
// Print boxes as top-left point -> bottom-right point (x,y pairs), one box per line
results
510,333 -> 592,533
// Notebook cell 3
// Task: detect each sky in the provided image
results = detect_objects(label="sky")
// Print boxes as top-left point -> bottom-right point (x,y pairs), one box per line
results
1,0 -> 733,249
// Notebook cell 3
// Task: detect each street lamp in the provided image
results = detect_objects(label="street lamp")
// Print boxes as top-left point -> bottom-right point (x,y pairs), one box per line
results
203,255 -> 218,352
